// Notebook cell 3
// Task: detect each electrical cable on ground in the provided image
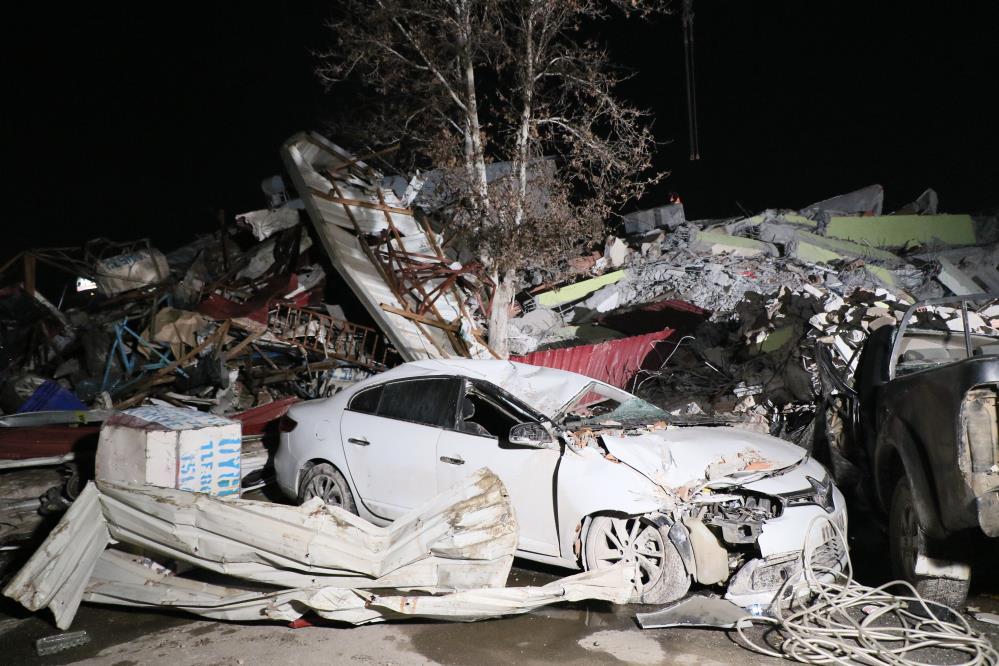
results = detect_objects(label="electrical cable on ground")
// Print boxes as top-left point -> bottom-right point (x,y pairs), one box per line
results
735,516 -> 997,665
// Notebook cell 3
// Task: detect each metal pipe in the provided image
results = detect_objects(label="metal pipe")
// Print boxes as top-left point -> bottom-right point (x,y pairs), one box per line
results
961,300 -> 974,359
0,453 -> 75,470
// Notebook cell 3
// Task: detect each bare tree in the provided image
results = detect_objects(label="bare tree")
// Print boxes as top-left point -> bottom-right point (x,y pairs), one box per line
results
320,0 -> 667,358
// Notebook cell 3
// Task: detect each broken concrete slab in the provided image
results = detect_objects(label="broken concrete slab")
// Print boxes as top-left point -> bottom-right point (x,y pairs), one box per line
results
689,230 -> 777,258
936,257 -> 981,295
894,188 -> 939,215
534,270 -> 625,309
786,230 -> 904,265
622,203 -> 685,235
915,244 -> 999,295
826,214 -> 976,249
800,184 -> 884,219
725,210 -> 817,239
506,307 -> 564,356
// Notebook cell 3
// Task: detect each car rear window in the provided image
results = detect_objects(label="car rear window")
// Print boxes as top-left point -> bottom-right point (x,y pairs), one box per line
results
349,385 -> 383,414
378,377 -> 455,428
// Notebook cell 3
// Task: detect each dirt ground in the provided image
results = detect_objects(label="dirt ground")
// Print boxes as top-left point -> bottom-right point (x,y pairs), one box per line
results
3,553 -> 999,666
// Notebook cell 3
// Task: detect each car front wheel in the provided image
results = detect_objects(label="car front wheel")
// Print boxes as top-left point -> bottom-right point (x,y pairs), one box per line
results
583,515 -> 690,604
298,463 -> 358,514
888,477 -> 969,608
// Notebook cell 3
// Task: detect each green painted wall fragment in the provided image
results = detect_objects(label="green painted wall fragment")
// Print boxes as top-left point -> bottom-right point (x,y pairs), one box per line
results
556,325 -> 627,343
826,214 -> 975,248
791,231 -> 903,265
691,229 -> 775,256
781,213 -> 818,228
535,270 -> 625,308
752,325 -> 796,354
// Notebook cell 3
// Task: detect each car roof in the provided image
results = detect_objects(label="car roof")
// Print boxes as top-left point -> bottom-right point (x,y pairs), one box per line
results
367,359 -> 601,418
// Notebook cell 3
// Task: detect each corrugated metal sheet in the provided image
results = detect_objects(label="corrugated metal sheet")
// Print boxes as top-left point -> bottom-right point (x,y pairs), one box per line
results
0,424 -> 100,460
281,133 -> 491,361
512,328 -> 675,389
231,397 -> 299,437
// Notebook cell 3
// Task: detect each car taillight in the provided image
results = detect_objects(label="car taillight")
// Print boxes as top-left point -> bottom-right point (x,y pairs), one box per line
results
279,415 -> 298,432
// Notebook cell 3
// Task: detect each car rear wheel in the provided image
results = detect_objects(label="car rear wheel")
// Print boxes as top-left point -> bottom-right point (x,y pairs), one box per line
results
583,515 -> 690,604
888,477 -> 970,609
298,463 -> 358,514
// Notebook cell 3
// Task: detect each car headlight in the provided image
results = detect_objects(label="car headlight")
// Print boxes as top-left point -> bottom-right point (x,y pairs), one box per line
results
779,474 -> 836,513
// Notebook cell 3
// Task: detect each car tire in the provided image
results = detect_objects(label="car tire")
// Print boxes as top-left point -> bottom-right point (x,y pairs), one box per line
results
583,515 -> 690,604
888,477 -> 970,608
298,463 -> 358,515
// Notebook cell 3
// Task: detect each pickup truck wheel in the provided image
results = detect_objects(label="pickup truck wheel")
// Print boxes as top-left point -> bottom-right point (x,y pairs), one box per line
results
888,478 -> 970,608
584,515 -> 690,604
298,463 -> 358,514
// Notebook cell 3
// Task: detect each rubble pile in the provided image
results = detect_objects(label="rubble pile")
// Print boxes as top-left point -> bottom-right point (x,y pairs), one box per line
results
512,184 -> 999,443
0,182 -> 395,549
0,227 -> 385,422
3,132 -> 999,544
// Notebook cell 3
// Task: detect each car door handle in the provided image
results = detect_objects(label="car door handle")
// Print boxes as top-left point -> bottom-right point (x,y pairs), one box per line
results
440,456 -> 464,465
348,437 -> 370,446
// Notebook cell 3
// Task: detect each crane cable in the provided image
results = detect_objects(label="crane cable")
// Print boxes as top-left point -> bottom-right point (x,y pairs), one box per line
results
682,0 -> 700,161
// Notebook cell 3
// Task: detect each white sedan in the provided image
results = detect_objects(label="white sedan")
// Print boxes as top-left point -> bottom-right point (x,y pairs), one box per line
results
275,359 -> 847,606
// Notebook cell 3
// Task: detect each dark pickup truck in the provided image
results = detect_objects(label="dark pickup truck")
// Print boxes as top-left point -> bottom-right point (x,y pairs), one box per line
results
817,294 -> 999,606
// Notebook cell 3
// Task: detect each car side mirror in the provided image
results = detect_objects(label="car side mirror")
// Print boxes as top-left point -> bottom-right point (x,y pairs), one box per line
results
509,423 -> 553,448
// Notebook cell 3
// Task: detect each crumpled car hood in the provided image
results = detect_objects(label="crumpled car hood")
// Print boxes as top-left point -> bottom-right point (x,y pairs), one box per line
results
600,426 -> 807,491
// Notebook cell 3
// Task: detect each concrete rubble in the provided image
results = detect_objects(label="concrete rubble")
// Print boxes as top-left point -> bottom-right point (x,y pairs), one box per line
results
502,183 -> 999,453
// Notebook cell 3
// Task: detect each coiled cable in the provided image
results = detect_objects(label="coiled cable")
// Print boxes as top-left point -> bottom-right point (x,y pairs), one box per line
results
735,516 -> 997,665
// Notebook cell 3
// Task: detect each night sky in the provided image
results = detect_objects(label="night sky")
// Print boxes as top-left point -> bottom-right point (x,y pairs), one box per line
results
4,2 -> 998,258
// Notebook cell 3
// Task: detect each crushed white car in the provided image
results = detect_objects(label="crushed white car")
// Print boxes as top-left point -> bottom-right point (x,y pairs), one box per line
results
275,359 -> 847,607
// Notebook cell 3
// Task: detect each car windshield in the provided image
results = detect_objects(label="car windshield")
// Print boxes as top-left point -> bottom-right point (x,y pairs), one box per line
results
556,381 -> 670,428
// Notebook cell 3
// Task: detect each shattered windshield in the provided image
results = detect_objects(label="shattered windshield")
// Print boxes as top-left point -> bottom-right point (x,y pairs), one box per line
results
557,382 -> 670,428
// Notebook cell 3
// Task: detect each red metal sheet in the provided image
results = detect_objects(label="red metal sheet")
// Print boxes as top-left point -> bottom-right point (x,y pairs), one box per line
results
512,328 -> 675,390
197,274 -> 301,324
231,397 -> 300,437
0,425 -> 100,460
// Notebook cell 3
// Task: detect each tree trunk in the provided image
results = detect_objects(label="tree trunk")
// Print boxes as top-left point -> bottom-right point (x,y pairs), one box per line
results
487,268 -> 517,359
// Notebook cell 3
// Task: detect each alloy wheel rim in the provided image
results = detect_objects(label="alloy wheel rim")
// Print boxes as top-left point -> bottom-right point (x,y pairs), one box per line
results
592,517 -> 666,587
308,474 -> 344,506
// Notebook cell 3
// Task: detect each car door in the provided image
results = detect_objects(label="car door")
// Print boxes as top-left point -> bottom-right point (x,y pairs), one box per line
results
436,380 -> 561,557
340,376 -> 458,520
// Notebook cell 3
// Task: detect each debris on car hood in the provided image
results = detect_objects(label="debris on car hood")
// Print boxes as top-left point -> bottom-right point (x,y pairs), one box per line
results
600,426 -> 806,492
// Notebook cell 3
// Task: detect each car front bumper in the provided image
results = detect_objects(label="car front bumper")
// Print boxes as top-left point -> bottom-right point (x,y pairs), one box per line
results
724,487 -> 849,609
